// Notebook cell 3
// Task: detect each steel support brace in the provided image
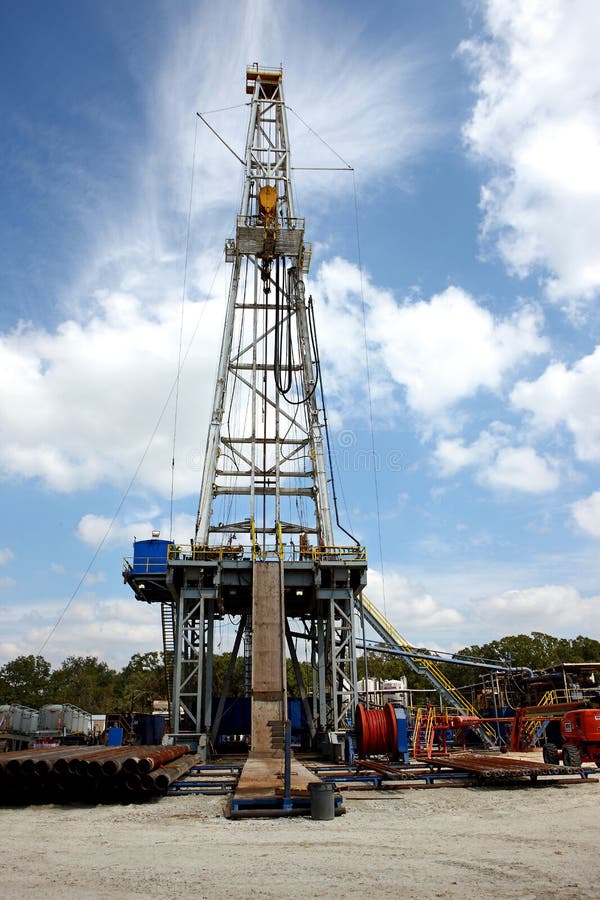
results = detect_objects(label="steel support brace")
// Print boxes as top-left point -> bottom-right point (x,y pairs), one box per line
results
285,621 -> 316,738
171,588 -> 218,734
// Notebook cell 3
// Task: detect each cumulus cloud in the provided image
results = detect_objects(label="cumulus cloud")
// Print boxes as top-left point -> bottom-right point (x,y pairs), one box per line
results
76,511 -> 197,548
572,491 -> 600,538
367,568 -> 464,636
315,260 -> 548,423
0,290 -> 223,495
462,0 -> 600,306
511,346 -> 600,462
482,446 -> 560,493
373,287 -> 547,417
475,584 -> 600,634
435,428 -> 560,493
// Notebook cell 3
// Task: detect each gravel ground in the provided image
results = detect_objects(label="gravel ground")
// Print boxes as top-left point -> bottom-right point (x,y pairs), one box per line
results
0,778 -> 599,899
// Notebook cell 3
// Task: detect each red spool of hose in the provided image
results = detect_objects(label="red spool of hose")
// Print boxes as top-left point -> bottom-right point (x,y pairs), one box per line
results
355,703 -> 398,756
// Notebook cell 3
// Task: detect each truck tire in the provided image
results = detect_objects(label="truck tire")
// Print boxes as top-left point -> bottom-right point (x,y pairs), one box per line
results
542,742 -> 559,764
562,744 -> 582,767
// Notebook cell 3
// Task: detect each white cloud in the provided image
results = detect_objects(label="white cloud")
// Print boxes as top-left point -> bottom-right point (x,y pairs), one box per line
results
312,258 -> 399,418
367,568 -> 464,637
151,2 -> 434,214
0,291 -> 223,495
1,595 -> 163,669
0,548 -> 14,565
315,261 -> 548,423
475,584 -> 600,634
435,429 -> 506,477
1,6 -> 438,499
0,576 -> 16,589
5,256 -> 542,499
50,563 -> 65,575
0,641 -> 19,660
572,491 -> 600,538
76,512 -> 197,548
434,426 -> 559,494
67,3 -> 435,319
511,346 -> 600,461
462,0 -> 600,307
481,446 -> 559,493
373,286 -> 547,417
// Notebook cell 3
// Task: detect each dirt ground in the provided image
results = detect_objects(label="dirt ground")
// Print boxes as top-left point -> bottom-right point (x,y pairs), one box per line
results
0,777 -> 598,899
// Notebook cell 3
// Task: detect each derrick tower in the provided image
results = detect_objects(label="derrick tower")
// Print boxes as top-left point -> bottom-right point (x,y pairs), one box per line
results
125,66 -> 367,749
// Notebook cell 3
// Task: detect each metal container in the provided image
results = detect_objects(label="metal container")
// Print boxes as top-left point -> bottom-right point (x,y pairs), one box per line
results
0,704 -> 39,734
38,704 -> 64,732
20,707 -> 39,734
38,704 -> 92,735
308,781 -> 335,821
131,538 -> 171,574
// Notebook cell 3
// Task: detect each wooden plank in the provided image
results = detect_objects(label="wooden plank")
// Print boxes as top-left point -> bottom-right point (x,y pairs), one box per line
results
234,753 -> 321,799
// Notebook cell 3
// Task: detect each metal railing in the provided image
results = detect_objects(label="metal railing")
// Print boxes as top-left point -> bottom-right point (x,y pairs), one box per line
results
165,540 -> 366,564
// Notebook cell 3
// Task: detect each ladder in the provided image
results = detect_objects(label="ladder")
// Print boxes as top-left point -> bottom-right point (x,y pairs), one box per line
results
359,594 -> 497,746
161,602 -> 176,720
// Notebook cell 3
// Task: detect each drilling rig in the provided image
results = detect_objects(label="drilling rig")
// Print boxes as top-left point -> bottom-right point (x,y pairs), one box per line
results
124,65 -> 368,763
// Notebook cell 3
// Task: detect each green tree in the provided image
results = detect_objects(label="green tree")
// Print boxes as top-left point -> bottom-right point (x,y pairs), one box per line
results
569,635 -> 600,662
212,652 -> 245,698
455,632 -> 600,671
0,654 -> 52,707
114,651 -> 167,711
49,656 -> 117,713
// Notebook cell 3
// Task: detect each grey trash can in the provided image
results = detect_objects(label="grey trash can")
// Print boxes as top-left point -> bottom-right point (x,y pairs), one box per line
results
309,781 -> 335,820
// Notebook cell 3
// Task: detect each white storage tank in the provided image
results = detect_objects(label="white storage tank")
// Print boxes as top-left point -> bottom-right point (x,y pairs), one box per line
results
38,704 -> 65,732
19,706 -> 39,734
38,703 -> 93,736
0,703 -> 39,734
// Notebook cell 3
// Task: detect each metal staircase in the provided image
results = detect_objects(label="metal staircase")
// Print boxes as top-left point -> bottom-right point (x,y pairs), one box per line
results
359,594 -> 497,746
161,602 -> 176,719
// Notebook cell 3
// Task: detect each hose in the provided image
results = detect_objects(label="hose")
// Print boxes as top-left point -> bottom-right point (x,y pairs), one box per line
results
355,703 -> 398,756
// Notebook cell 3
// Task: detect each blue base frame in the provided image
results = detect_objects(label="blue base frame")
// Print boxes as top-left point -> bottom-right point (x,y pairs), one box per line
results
228,793 -> 345,819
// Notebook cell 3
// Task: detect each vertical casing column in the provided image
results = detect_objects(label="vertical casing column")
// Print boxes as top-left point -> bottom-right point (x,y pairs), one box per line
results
250,560 -> 287,752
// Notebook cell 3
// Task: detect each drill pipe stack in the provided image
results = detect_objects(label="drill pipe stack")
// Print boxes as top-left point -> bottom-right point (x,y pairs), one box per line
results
420,751 -> 583,780
0,744 -> 196,804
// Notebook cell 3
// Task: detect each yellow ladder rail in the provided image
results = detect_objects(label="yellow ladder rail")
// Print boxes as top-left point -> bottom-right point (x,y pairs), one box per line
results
520,690 -> 560,746
412,708 -> 424,755
360,594 -> 497,742
423,707 -> 436,756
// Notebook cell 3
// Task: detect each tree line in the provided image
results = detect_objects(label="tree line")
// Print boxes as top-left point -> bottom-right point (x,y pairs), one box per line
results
0,652 -> 165,714
1,632 -> 599,713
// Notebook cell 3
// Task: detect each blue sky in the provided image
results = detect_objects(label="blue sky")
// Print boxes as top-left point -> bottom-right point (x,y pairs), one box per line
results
1,0 -> 600,668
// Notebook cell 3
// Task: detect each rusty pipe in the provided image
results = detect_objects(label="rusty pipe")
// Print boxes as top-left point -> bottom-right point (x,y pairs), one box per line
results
123,745 -> 191,774
142,753 -> 202,793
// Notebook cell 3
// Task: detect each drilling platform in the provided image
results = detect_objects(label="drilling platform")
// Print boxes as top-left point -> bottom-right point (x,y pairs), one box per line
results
121,65 -> 582,813
124,66 -> 368,800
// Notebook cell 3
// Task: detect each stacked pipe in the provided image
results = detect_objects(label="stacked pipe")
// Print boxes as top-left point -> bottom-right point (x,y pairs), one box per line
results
0,744 -> 198,804
423,751 -> 583,779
